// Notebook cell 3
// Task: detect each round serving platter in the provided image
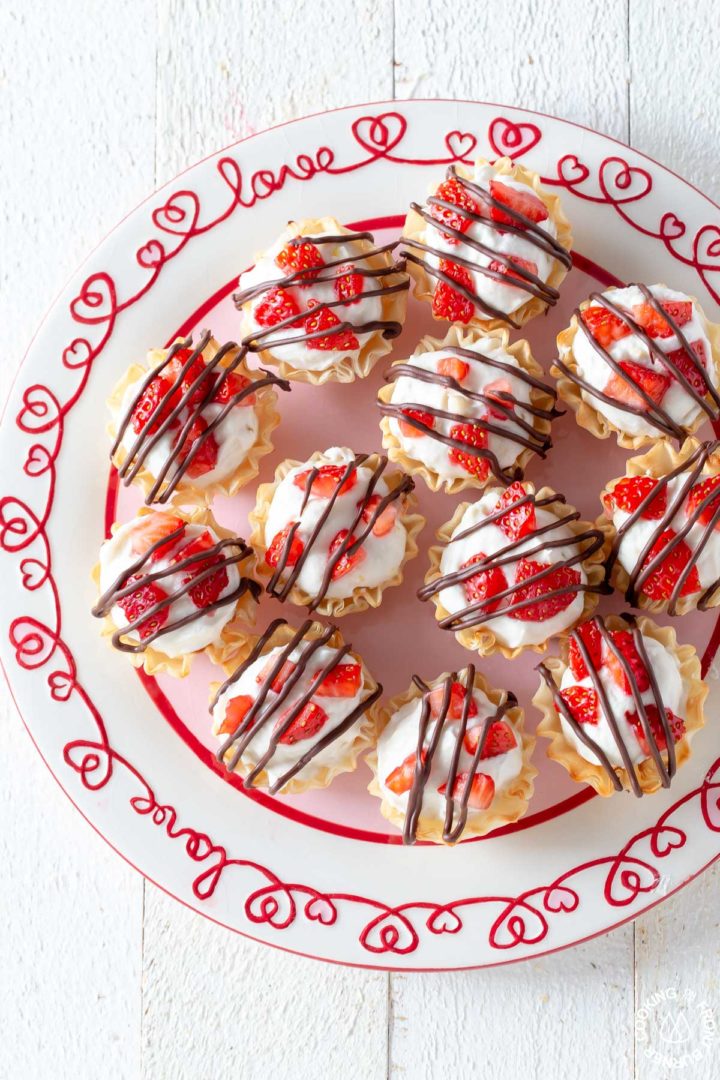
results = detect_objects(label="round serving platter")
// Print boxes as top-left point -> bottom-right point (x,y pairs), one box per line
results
2,100 -> 720,970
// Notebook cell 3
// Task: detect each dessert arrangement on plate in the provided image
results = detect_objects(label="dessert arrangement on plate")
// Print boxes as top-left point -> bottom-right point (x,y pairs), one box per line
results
93,154 -> 719,846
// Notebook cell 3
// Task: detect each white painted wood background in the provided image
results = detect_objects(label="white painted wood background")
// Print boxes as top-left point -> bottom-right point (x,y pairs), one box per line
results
1,2 -> 719,1077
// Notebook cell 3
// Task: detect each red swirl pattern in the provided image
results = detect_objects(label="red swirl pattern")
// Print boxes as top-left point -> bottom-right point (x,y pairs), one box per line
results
3,108 -> 720,960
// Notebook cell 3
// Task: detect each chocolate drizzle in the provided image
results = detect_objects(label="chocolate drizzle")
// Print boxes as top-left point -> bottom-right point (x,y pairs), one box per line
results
92,523 -> 259,653
111,331 -> 291,504
606,440 -> 720,613
538,613 -> 679,796
212,618 -> 381,794
234,231 -> 409,352
266,454 -> 414,610
403,164 -> 572,328
397,667 -> 518,844
418,491 -> 608,630
557,285 -> 720,441
379,344 -> 561,484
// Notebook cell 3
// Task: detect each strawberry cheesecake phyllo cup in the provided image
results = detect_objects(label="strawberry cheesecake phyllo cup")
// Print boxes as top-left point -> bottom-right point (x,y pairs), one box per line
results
235,217 -> 409,385
368,666 -> 536,845
108,332 -> 290,506
402,156 -> 572,332
599,437 -> 720,615
419,481 -> 609,659
249,447 -> 425,618
534,614 -> 707,797
554,283 -> 720,449
92,507 -> 259,677
210,618 -> 382,795
377,324 -> 559,494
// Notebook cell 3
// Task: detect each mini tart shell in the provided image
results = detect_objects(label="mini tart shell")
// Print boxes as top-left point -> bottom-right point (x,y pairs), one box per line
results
553,290 -> 720,450
402,156 -> 573,333
239,216 -> 408,386
533,614 -> 707,797
107,336 -> 283,507
93,505 -> 258,679
367,668 -> 537,844
210,620 -> 381,795
424,485 -> 610,659
378,324 -> 556,494
249,449 -> 426,618
597,437 -> 720,615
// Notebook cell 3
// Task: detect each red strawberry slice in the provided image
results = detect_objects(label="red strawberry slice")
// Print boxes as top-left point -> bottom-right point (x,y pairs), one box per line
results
509,559 -> 580,621
559,685 -> 600,725
334,266 -> 363,305
581,305 -> 632,349
117,575 -> 169,640
165,350 -> 209,406
626,705 -> 686,756
437,356 -> 470,381
666,340 -> 709,396
494,482 -> 536,540
360,494 -> 397,537
567,619 -> 604,680
632,300 -> 692,338
432,260 -> 476,324
448,423 -> 489,480
275,701 -> 328,745
385,750 -> 426,795
329,529 -> 366,580
256,657 -> 297,693
639,529 -> 700,600
314,662 -> 362,697
213,370 -> 256,406
131,374 -> 175,434
460,553 -> 508,614
254,286 -> 302,327
604,361 -> 670,412
686,474 -> 720,528
265,523 -> 304,569
131,512 -> 185,560
172,529 -> 228,609
303,302 -> 359,351
489,181 -> 548,227
427,681 -> 479,721
484,377 -> 515,419
275,240 -> 324,281
428,177 -> 480,241
464,719 -> 517,757
438,771 -> 495,809
293,464 -> 357,497
178,417 -> 219,478
605,629 -> 650,694
604,475 -> 667,520
217,694 -> 254,735
398,408 -> 434,438
488,256 -> 538,284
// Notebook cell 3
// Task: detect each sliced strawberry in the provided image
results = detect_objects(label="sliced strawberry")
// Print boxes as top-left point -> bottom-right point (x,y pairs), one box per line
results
605,629 -> 651,694
437,356 -> 470,382
428,177 -> 479,241
131,512 -> 185,560
329,529 -> 366,580
256,657 -> 297,693
461,553 -> 508,614
666,340 -> 709,396
448,423 -> 489,480
632,300 -> 692,339
360,494 -> 397,537
172,529 -> 228,609
131,374 -> 174,435
567,619 -> 604,680
213,370 -> 255,406
464,719 -> 517,757
275,239 -> 324,281
427,681 -> 479,721
398,408 -> 434,438
303,302 -> 359,351
494,482 -> 536,540
581,305 -> 632,349
265,523 -> 304,569
559,685 -> 600,725
604,476 -> 667,520
217,694 -> 254,736
626,705 -> 686,756
293,464 -> 357,498
604,361 -> 670,412
489,180 -> 548,227
639,529 -> 701,600
509,559 -> 580,621
165,350 -> 209,406
438,771 -> 495,810
275,702 -> 328,745
488,255 -> 538,284
254,286 -> 302,327
432,260 -> 476,324
484,377 -> 515,419
686,474 -> 720,528
314,662 -> 362,697
178,417 -> 219,479
385,750 -> 426,795
117,575 -> 169,640
334,266 -> 363,305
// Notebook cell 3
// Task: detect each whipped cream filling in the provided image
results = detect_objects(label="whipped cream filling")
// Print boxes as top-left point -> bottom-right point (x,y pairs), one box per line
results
437,488 -> 587,647
212,643 -> 368,786
558,635 -> 687,768
240,225 -> 383,371
264,446 -> 409,600
99,516 -> 242,658
376,687 -> 524,820
569,284 -> 714,437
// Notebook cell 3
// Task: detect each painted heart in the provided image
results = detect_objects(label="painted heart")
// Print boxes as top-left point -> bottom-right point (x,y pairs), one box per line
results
557,154 -> 590,185
544,885 -> 579,914
245,884 -> 295,929
650,825 -> 686,858
151,191 -> 200,236
9,616 -> 56,670
17,386 -> 59,435
304,895 -> 336,926
352,112 -> 407,156
426,907 -> 462,934
445,129 -> 477,161
20,558 -> 48,591
599,157 -> 652,204
488,116 -> 541,160
660,212 -> 686,241
62,338 -> 92,370
63,739 -> 113,791
361,910 -> 418,954
490,899 -> 546,948
701,775 -> 720,831
604,855 -> 659,905
695,224 -> 720,266
24,444 -> 52,477
70,272 -> 116,325
0,497 -> 37,553
48,669 -> 74,702
137,239 -> 165,269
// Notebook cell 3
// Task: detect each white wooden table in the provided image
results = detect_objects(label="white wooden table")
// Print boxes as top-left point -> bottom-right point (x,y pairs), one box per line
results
2,3 -> 719,1077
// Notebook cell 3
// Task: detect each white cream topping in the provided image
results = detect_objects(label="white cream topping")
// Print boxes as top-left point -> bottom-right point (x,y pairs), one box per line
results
437,488 -> 587,648
99,515 -> 242,658
567,284 -> 714,437
239,225 -> 383,371
376,687 -> 524,820
419,162 -> 559,317
211,643 -> 368,786
264,446 -> 409,600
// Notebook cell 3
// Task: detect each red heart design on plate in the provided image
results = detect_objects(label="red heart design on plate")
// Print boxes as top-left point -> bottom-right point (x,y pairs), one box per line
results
137,239 -> 165,268
557,154 -> 590,185
352,112 -> 407,155
48,670 -> 74,702
599,157 -> 652,203
488,117 -> 541,159
24,444 -> 52,477
304,896 -> 336,925
650,825 -> 685,858
695,225 -> 720,265
70,273 -> 116,325
445,129 -> 477,161
151,191 -> 199,236
20,558 -> 48,590
427,908 -> 462,934
660,212 -> 686,241
245,884 -> 295,929
62,338 -> 92,370
361,910 -> 418,954
544,885 -> 579,914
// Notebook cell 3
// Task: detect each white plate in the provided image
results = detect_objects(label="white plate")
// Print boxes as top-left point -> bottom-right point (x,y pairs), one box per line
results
2,100 -> 720,970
